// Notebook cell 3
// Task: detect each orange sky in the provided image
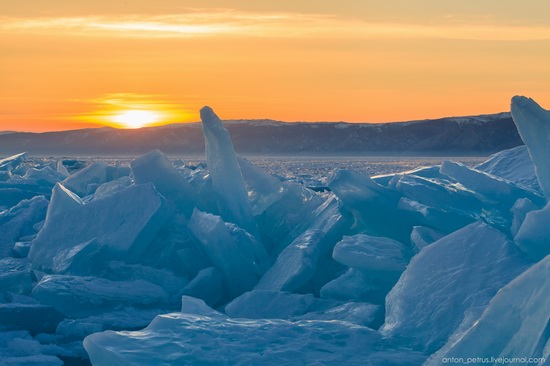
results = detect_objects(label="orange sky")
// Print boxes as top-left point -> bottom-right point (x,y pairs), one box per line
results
1,0 -> 549,131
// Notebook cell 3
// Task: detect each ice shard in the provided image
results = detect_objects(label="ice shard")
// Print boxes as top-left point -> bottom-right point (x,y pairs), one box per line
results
200,106 -> 259,239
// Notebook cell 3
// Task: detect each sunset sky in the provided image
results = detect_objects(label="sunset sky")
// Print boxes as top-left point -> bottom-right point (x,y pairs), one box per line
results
1,1 -> 549,131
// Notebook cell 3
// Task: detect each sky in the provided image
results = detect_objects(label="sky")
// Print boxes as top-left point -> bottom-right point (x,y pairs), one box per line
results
1,1 -> 549,131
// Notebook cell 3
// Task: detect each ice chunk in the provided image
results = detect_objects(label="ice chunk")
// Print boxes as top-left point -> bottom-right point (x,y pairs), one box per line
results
181,267 -> 224,307
428,255 -> 550,365
237,156 -> 284,216
511,96 -> 550,199
332,234 -> 410,272
255,195 -> 351,293
189,209 -> 267,299
297,302 -> 381,328
395,174 -> 484,213
440,160 -> 542,206
256,181 -> 324,255
225,290 -> 318,319
410,225 -> 444,251
0,258 -> 34,294
381,221 -> 532,352
0,330 -> 63,366
200,106 -> 259,238
328,169 -> 415,242
84,298 -> 425,365
30,183 -> 169,271
45,183 -> 83,224
0,304 -> 63,334
56,307 -> 167,340
0,152 -> 27,171
510,198 -> 539,237
131,150 -> 198,213
514,200 -> 550,261
62,162 -> 129,197
320,268 -> 394,305
476,145 -> 541,193
91,176 -> 132,201
32,275 -> 169,317
22,167 -> 65,187
0,196 -> 48,258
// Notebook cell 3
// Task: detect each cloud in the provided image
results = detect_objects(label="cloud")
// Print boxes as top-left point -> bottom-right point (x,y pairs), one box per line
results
2,11 -> 550,41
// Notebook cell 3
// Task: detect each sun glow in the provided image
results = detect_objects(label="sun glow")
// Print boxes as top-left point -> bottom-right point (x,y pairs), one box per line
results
112,110 -> 160,129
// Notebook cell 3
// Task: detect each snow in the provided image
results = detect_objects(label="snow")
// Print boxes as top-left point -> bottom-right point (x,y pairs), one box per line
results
511,96 -> 550,199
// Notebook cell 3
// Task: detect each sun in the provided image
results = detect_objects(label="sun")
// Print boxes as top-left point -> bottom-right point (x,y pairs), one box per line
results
112,110 -> 160,129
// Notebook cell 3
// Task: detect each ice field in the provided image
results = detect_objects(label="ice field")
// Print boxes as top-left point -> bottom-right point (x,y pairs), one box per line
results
0,96 -> 549,365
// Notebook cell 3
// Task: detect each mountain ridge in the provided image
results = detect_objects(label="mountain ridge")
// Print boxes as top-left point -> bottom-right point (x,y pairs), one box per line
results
0,112 -> 522,156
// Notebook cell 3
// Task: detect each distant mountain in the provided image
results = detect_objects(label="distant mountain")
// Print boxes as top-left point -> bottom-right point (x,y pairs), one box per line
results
0,112 -> 523,156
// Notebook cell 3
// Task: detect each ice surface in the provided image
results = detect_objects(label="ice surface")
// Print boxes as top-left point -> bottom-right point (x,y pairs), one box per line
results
0,330 -> 63,366
62,162 -> 129,197
511,96 -> 550,199
476,145 -> 541,193
0,303 -> 63,334
328,169 -> 415,242
515,200 -> 550,261
332,234 -> 410,272
410,225 -> 444,251
0,152 -> 27,171
32,275 -> 169,317
381,221 -> 532,352
200,106 -> 259,238
84,297 -> 426,366
44,183 -> 82,224
91,176 -> 132,201
131,149 -> 198,214
320,268 -> 394,305
2,103 -> 550,364
0,257 -> 34,294
0,196 -> 48,258
189,209 -> 267,299
440,160 -> 543,208
255,195 -> 350,293
30,183 -> 169,271
181,267 -> 224,307
428,255 -> 550,365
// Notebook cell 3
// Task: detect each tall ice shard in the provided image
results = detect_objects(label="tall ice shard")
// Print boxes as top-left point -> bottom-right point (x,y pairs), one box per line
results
200,106 -> 259,239
511,96 -> 550,199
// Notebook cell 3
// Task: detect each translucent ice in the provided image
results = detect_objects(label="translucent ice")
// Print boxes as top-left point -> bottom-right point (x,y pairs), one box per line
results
0,152 -> 27,172
189,209 -> 267,299
515,200 -> 550,261
200,106 -> 259,238
30,183 -> 169,271
84,297 -> 425,365
131,150 -> 198,213
332,234 -> 410,272
381,221 -> 532,352
255,195 -> 351,293
428,255 -> 550,365
32,275 -> 168,317
511,96 -> 550,199
476,145 -> 541,193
